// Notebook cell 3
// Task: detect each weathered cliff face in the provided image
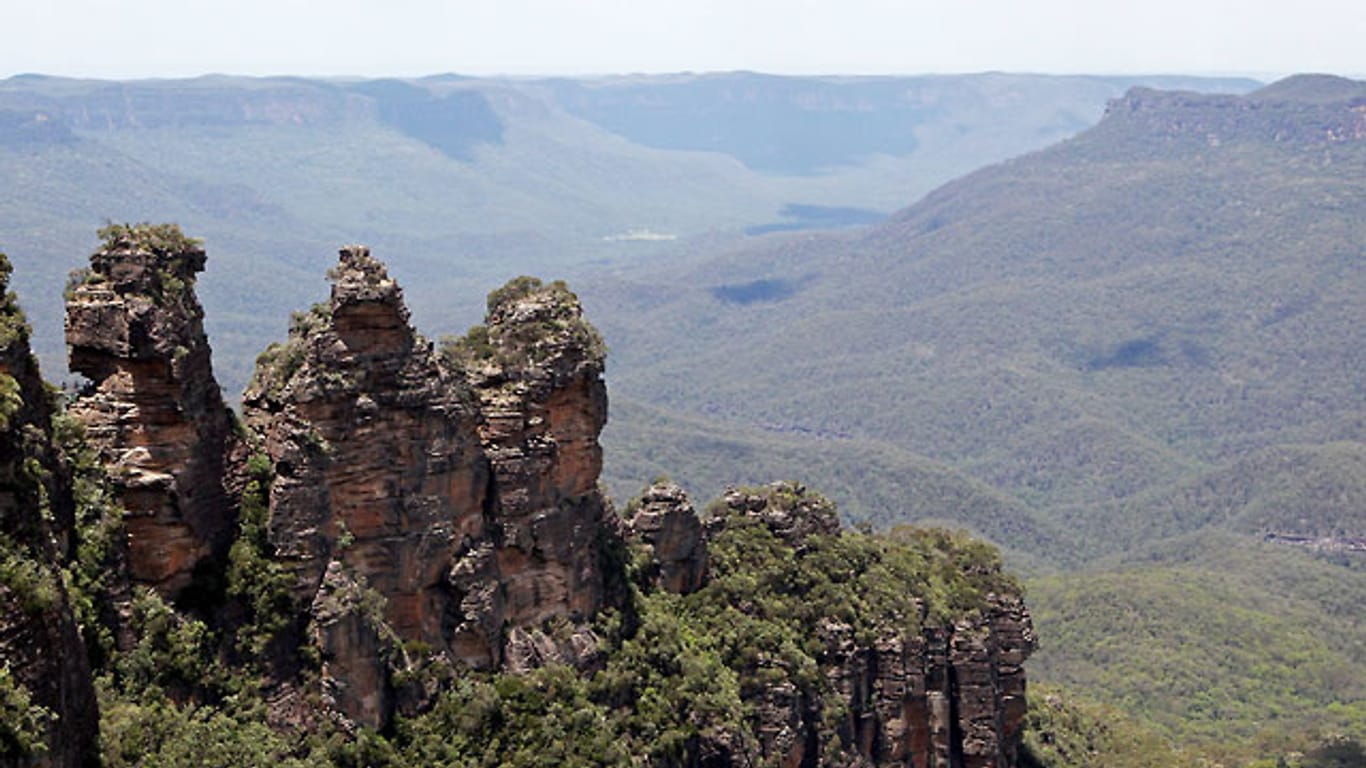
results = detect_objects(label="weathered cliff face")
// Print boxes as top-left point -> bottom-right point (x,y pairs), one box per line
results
241,250 -> 618,727
244,247 -> 485,646
63,225 -> 237,599
459,275 -> 616,672
22,232 -> 1035,764
815,596 -> 1033,768
0,254 -> 99,768
624,481 -> 708,594
704,482 -> 1036,768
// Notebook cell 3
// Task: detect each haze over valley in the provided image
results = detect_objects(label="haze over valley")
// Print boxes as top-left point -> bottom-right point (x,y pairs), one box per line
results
1,4 -> 1363,765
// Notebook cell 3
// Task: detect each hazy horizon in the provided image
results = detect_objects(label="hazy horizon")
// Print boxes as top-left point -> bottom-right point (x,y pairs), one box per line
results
6,0 -> 1362,81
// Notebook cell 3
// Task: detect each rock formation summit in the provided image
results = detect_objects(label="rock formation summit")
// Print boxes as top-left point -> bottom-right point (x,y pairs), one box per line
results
240,246 -> 620,724
64,225 -> 238,597
1,228 -> 1035,766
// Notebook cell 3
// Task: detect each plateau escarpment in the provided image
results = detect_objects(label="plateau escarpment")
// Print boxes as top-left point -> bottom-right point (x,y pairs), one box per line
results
2,227 -> 1034,766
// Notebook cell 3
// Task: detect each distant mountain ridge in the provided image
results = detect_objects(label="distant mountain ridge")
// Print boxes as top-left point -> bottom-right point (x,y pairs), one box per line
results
583,73 -> 1366,757
545,71 -> 1262,172
0,71 -> 1257,392
1075,73 -> 1366,153
0,75 -> 507,159
593,73 -> 1366,530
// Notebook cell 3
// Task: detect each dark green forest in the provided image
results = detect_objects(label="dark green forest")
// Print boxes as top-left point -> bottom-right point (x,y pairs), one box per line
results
586,75 -> 1366,765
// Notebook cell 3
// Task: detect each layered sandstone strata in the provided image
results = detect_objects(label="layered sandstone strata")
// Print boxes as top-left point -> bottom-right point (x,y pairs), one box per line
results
459,275 -> 617,671
64,225 -> 236,598
242,249 -> 618,726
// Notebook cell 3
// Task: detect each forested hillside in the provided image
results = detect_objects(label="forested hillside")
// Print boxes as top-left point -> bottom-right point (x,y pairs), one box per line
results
0,71 -> 1254,391
580,75 -> 1366,763
2,70 -> 1361,765
589,75 -> 1366,552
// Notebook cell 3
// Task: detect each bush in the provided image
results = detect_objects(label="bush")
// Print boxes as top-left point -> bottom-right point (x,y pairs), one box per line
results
0,664 -> 51,759
96,222 -> 201,257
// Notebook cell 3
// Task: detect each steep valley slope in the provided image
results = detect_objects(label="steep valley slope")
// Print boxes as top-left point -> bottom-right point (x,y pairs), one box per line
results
590,75 -> 1366,538
580,74 -> 1366,757
0,71 -> 1255,393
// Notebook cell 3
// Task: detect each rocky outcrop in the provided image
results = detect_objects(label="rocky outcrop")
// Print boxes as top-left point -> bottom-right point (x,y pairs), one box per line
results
241,246 -> 489,728
32,232 -> 1036,764
623,480 -> 707,594
64,225 -> 237,599
0,254 -> 99,767
824,596 -> 1033,768
707,482 -> 1036,768
461,275 -> 615,642
716,481 -> 841,545
242,251 -> 618,727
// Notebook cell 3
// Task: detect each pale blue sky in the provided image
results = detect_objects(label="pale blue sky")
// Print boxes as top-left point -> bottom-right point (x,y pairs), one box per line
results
3,0 -> 1362,79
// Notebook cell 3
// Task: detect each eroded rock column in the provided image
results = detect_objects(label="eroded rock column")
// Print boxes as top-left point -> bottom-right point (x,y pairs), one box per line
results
461,276 -> 617,671
242,246 -> 490,724
64,225 -> 236,599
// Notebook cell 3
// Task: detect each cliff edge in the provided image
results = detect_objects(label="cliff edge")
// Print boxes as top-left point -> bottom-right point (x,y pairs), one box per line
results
0,229 -> 1034,766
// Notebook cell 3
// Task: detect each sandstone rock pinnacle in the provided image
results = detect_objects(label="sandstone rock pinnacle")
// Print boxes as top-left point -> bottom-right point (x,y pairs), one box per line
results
64,224 -> 237,599
242,253 -> 621,728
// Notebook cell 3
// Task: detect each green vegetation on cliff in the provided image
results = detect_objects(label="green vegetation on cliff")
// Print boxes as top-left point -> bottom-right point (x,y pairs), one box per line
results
441,275 -> 606,371
73,478 -> 1024,767
0,664 -> 51,759
95,222 -> 202,259
389,483 -> 1022,767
